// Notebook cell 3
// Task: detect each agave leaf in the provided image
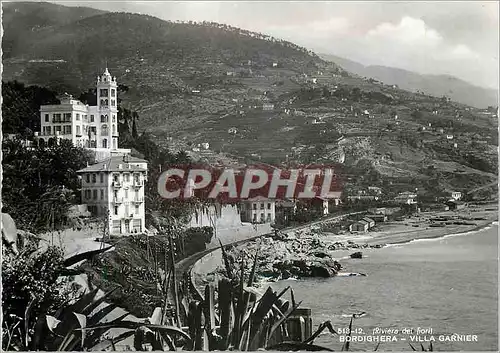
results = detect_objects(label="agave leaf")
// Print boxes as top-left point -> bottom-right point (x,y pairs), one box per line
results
218,278 -> 234,350
62,288 -> 99,318
409,342 -> 417,351
302,320 -> 337,344
247,242 -> 260,287
73,312 -> 87,349
81,287 -> 119,316
158,330 -> 176,351
150,307 -> 163,325
219,240 -> 234,280
78,321 -> 190,340
46,315 -> 61,333
232,257 -> 247,346
85,312 -> 130,348
374,342 -> 381,351
268,300 -> 302,341
429,341 -> 433,351
341,316 -> 354,351
88,302 -> 118,325
63,246 -> 113,267
24,295 -> 36,348
421,343 -> 426,351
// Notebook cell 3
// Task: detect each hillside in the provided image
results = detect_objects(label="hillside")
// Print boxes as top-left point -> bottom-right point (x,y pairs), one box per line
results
320,54 -> 498,109
2,2 -> 107,58
2,2 -> 498,196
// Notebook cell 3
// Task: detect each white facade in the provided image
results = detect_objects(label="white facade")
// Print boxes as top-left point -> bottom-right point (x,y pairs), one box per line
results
39,68 -> 120,151
77,156 -> 148,236
240,196 -> 276,224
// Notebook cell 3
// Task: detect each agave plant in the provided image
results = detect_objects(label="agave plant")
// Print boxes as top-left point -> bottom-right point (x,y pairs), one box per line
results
173,242 -> 339,351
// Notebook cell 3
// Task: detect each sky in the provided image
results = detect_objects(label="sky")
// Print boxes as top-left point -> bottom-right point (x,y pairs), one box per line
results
52,1 -> 499,90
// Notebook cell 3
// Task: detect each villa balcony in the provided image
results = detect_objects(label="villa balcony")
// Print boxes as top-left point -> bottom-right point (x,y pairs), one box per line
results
132,180 -> 143,188
112,181 -> 122,188
132,198 -> 144,204
112,197 -> 123,204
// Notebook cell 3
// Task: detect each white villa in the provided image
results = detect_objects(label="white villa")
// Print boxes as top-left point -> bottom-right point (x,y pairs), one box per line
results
37,67 -> 130,161
77,155 -> 148,235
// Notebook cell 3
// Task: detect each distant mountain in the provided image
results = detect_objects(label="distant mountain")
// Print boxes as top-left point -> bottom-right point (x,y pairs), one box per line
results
320,54 -> 498,109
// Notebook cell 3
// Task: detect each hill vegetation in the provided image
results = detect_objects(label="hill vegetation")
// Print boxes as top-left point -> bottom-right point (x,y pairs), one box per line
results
2,2 -> 498,197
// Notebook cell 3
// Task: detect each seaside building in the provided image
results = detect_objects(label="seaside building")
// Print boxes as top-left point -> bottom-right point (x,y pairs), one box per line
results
77,155 -> 148,235
38,68 -> 130,161
240,196 -> 276,224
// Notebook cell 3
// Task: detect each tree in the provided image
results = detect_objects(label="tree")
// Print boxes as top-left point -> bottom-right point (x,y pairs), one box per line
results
2,81 -> 59,134
2,138 -> 94,232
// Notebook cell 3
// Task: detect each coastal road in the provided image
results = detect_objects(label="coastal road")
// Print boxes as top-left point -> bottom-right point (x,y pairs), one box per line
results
173,210 -> 366,299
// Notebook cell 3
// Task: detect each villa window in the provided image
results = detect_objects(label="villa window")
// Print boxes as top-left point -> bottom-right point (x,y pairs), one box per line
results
267,203 -> 271,210
135,205 -> 140,214
86,174 -> 90,183
92,174 -> 96,183
260,203 -> 265,209
102,125 -> 108,135
90,115 -> 95,122
111,100 -> 116,106
63,113 -> 71,122
102,138 -> 108,148
76,126 -> 81,135
253,203 -> 257,210
112,114 -> 116,123
100,173 -> 104,183
111,89 -> 116,97
124,173 -> 130,182
100,89 -> 108,97
44,114 -> 49,122
76,113 -> 80,121
100,189 -> 104,200
93,190 -> 97,199
114,206 -> 118,215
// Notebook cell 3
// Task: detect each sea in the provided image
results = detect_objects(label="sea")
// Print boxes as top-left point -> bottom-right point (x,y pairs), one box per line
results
270,223 -> 498,351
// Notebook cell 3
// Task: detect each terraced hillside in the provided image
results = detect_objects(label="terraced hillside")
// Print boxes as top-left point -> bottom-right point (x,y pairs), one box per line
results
2,2 -> 498,196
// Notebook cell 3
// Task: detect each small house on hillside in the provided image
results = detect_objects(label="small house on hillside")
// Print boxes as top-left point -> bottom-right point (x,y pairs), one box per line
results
446,200 -> 466,210
393,192 -> 417,205
349,220 -> 369,232
263,103 -> 275,111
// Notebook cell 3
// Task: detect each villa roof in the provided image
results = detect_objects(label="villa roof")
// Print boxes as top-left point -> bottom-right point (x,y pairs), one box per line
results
77,155 -> 148,173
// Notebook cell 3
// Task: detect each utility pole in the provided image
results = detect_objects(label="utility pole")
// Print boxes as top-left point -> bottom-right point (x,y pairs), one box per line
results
168,228 -> 181,327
